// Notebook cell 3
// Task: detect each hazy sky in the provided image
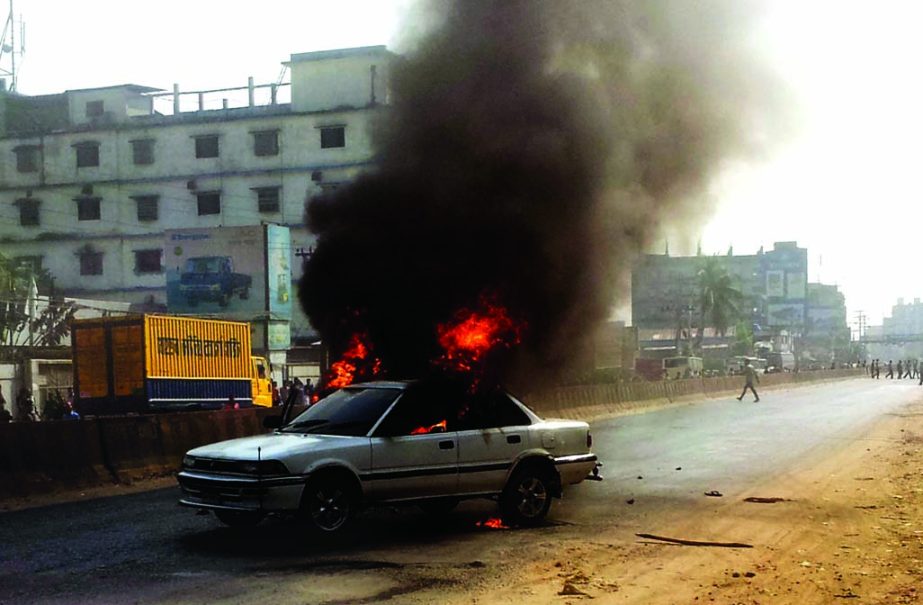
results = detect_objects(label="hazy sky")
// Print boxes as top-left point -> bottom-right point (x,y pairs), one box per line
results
6,0 -> 921,326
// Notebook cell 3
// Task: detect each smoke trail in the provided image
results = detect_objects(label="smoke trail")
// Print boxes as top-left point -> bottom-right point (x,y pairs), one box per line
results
300,0 -> 786,387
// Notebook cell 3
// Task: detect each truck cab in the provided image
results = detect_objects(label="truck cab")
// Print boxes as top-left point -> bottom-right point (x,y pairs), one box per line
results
251,356 -> 274,407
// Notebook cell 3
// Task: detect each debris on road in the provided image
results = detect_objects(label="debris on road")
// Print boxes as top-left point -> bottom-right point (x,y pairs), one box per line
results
704,490 -> 723,497
626,498 -> 635,505
743,497 -> 789,504
635,533 -> 753,549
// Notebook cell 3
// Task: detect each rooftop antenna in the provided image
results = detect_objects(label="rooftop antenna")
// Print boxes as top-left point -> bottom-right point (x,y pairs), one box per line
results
0,0 -> 25,92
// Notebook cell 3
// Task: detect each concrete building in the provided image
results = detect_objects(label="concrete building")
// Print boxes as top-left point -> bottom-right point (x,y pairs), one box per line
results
883,298 -> 923,337
0,46 -> 393,346
631,241 -> 809,339
803,282 -> 850,363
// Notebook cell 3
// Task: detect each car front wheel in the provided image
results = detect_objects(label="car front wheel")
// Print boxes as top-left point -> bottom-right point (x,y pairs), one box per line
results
300,475 -> 357,534
500,466 -> 554,526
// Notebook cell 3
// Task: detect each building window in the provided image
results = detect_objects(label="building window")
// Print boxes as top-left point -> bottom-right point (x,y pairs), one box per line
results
86,100 -> 104,118
254,187 -> 280,213
14,146 -> 39,173
74,142 -> 100,168
133,195 -> 159,222
194,135 -> 219,159
75,196 -> 101,221
320,126 -> 346,149
134,249 -> 162,274
15,198 -> 40,226
196,191 -> 221,215
79,250 -> 103,276
253,130 -> 279,156
131,139 -> 155,165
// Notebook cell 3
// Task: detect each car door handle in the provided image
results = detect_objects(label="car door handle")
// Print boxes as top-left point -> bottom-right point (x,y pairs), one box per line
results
506,435 -> 522,444
438,440 -> 455,450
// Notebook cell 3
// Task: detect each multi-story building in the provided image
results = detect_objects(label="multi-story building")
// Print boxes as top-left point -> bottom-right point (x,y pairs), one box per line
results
0,46 -> 393,345
631,241 -> 809,339
803,282 -> 849,361
883,298 -> 923,336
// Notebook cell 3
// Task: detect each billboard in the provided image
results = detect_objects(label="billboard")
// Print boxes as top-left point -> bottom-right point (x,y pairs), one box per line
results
786,272 -> 806,300
165,225 -> 293,324
767,303 -> 805,328
766,270 -> 785,298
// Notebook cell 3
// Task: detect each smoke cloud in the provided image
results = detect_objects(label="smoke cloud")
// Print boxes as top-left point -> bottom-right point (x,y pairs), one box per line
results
300,0 -> 786,387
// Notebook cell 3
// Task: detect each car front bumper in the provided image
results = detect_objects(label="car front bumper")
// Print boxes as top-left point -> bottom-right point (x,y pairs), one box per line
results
177,470 -> 304,512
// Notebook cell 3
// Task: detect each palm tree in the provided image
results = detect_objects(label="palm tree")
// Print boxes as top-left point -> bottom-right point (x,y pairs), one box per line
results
694,258 -> 743,352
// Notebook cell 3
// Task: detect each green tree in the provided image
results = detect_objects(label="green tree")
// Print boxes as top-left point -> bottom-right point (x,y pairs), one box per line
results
694,258 -> 743,352
731,320 -> 754,356
0,255 -> 76,347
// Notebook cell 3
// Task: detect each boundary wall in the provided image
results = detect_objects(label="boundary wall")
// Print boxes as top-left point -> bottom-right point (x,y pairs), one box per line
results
0,370 -> 863,499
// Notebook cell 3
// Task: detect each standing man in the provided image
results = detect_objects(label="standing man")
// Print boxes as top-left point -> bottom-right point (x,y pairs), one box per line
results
736,358 -> 760,403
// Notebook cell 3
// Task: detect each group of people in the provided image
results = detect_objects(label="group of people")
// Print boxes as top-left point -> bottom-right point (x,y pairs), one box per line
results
275,377 -> 315,407
866,359 -> 923,384
0,385 -> 42,423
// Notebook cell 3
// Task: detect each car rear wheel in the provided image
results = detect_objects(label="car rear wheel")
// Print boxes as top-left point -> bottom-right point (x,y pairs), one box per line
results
500,466 -> 553,526
301,475 -> 357,534
214,509 -> 264,527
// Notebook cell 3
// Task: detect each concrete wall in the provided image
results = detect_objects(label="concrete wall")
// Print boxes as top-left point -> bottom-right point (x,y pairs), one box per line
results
0,370 -> 863,499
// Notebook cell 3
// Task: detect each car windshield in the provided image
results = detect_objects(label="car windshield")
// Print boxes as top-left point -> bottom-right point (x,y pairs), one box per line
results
185,258 -> 221,273
280,386 -> 401,436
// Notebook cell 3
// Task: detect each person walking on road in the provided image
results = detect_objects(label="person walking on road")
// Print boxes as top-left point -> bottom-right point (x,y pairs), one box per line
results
897,360 -> 904,380
736,358 -> 760,402
886,360 -> 894,379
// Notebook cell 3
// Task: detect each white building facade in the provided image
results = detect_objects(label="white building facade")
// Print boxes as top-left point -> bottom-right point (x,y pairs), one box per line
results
0,46 -> 392,341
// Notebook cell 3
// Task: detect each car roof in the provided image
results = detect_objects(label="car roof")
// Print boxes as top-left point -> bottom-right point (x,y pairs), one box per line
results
347,380 -> 412,390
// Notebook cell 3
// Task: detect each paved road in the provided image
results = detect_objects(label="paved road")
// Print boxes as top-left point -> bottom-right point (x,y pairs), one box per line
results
1,379 -> 918,604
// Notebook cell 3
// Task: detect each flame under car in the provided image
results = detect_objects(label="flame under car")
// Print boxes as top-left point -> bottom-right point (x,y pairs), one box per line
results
177,379 -> 600,533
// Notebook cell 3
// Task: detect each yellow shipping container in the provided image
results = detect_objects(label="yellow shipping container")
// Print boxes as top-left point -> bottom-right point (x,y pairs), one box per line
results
145,315 -> 253,380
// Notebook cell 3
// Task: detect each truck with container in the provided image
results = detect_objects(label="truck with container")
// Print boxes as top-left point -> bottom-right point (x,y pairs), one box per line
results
72,314 -> 273,415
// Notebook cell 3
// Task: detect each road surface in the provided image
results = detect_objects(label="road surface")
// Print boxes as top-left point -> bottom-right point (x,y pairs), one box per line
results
1,378 -> 919,604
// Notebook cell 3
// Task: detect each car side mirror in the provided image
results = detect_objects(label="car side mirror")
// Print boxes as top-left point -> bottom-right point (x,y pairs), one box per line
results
263,415 -> 283,429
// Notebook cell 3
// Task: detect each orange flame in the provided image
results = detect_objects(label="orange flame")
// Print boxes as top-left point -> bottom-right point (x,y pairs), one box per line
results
436,296 -> 523,375
476,517 -> 509,529
410,419 -> 447,435
326,333 -> 381,389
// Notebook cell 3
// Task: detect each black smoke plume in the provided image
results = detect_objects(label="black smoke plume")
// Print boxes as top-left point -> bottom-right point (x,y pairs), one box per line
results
300,0 -> 786,388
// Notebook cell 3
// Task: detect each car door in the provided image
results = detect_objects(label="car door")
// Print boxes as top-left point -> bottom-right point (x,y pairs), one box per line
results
367,385 -> 460,500
455,391 -> 534,495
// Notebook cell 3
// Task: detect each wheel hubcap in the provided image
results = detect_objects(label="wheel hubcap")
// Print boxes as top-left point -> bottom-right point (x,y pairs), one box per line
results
310,488 -> 349,531
516,477 -> 548,518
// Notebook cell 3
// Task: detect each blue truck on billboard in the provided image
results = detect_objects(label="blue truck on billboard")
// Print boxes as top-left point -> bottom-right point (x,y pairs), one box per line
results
165,225 -> 293,323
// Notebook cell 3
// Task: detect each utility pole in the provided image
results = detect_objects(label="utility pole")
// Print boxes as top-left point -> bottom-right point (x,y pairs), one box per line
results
854,310 -> 866,341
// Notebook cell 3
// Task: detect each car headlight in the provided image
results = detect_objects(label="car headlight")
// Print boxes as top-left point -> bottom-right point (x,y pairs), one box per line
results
236,460 -> 289,476
182,455 -> 195,469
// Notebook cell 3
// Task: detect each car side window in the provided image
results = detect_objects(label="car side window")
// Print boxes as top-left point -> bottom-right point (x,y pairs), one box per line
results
374,385 -> 462,437
456,391 -> 532,430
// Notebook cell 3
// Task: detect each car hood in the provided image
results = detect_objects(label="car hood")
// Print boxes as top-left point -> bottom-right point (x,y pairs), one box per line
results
187,432 -> 363,462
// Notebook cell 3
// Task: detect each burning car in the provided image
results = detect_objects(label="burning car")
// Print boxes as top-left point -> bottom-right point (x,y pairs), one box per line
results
177,379 -> 600,533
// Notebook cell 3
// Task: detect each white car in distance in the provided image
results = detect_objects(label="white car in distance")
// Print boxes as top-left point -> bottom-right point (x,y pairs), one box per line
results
178,379 -> 600,534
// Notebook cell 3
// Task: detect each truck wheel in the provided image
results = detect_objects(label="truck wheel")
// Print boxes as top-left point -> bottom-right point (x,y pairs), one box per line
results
215,509 -> 264,527
500,466 -> 554,526
300,474 -> 357,534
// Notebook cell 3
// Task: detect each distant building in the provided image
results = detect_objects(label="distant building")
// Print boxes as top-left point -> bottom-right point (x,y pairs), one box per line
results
803,282 -> 849,362
883,298 -> 923,336
631,241 -> 809,339
0,46 -> 394,349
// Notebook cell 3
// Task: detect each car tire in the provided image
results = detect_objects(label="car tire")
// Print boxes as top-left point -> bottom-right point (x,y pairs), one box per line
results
500,466 -> 554,526
300,475 -> 357,535
418,498 -> 459,516
214,509 -> 264,527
